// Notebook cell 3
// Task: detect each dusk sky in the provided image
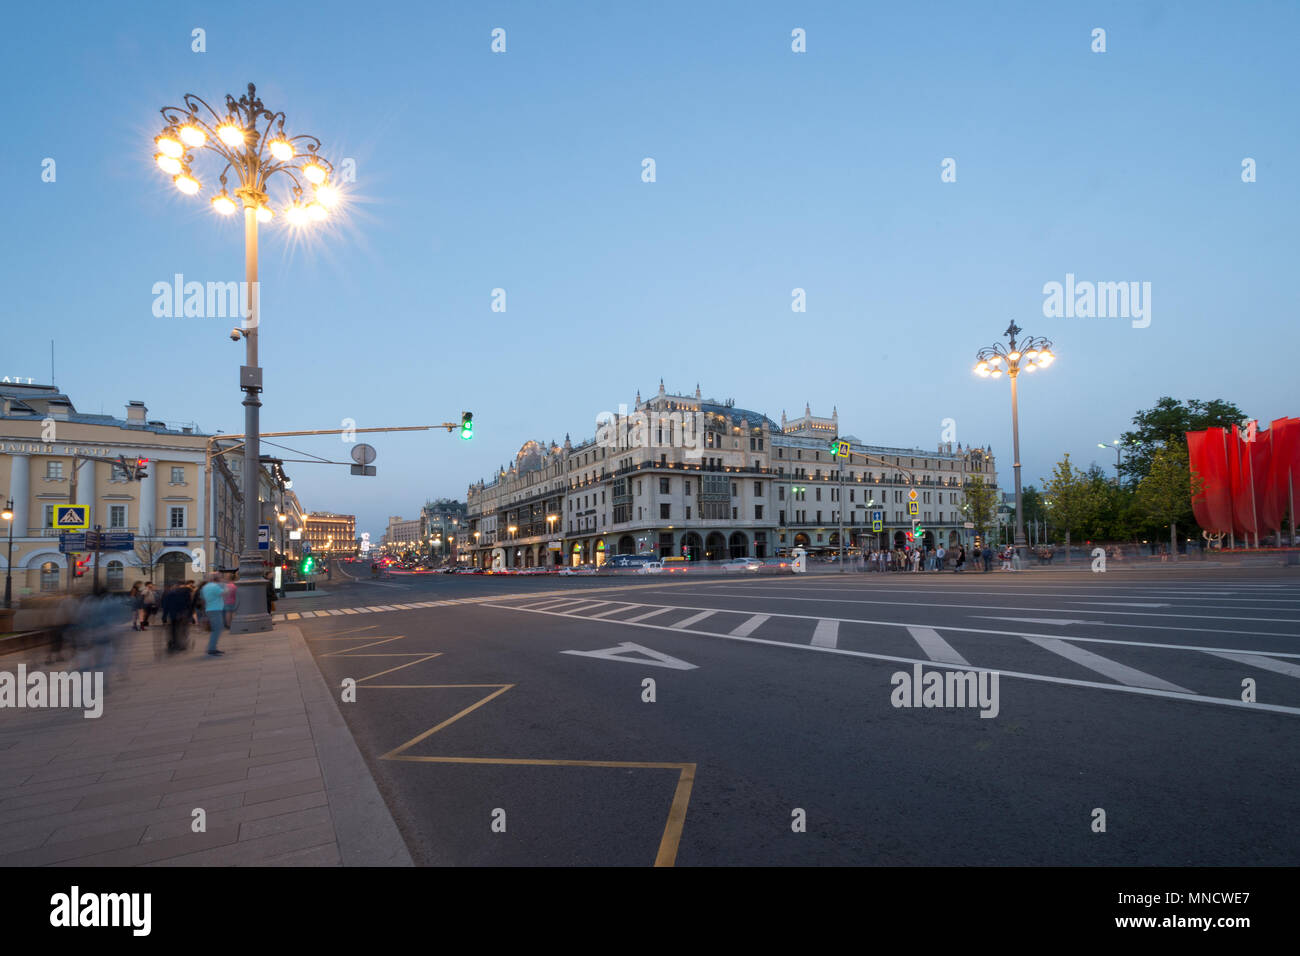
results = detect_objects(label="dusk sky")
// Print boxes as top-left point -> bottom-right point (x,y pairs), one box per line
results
5,1 -> 1296,538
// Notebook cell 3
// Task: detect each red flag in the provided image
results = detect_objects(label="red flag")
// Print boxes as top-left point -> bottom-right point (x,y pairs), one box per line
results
1186,428 -> 1233,532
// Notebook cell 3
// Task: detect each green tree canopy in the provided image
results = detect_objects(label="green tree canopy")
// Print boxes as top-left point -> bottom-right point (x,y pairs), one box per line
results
963,475 -> 999,539
1119,397 -> 1244,485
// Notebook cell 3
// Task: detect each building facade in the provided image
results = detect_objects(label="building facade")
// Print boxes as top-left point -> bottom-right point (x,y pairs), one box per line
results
1,386 -> 218,595
304,511 -> 356,557
464,383 -> 999,569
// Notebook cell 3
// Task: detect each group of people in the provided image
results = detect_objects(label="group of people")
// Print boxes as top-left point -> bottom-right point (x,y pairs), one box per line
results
126,572 -> 269,657
865,543 -> 1022,573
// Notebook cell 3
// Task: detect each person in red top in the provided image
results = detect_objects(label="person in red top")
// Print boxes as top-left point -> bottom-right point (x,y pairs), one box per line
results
223,573 -> 238,628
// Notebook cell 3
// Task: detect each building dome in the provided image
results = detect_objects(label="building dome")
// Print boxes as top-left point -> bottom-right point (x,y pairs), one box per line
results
516,440 -> 544,473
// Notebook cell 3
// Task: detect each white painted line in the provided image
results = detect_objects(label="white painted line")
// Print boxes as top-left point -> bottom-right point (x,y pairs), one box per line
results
561,642 -> 697,670
564,602 -> 610,615
355,607 -> 372,614
672,610 -> 717,630
624,606 -> 676,623
1203,651 -> 1300,679
521,599 -> 584,610
272,613 -> 285,621
1022,637 -> 1191,693
327,609 -> 345,616
587,604 -> 640,619
299,611 -> 317,618
729,614 -> 770,637
978,617 -> 1106,626
372,605 -> 395,611
906,626 -> 970,666
389,604 -> 411,609
810,619 -> 839,648
1074,602 -> 1170,608
341,608 -> 358,614
286,612 -> 300,620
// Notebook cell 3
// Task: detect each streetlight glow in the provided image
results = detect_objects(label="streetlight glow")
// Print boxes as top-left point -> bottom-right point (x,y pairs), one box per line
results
174,173 -> 200,194
268,137 -> 294,161
179,123 -> 206,147
211,191 -> 237,215
155,153 -> 182,175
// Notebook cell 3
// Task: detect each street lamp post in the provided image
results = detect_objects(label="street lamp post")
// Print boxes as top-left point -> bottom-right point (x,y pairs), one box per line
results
974,321 -> 1055,566
155,83 -> 338,634
3,498 -> 14,609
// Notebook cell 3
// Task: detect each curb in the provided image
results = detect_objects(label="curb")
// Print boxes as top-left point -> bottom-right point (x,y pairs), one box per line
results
283,624 -> 414,866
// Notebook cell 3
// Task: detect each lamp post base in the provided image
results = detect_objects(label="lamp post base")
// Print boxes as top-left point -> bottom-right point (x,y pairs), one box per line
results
231,549 -> 274,634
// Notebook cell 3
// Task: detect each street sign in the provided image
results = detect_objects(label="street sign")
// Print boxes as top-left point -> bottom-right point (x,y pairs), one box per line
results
871,510 -> 883,523
872,520 -> 883,532
351,443 -> 377,465
54,504 -> 89,530
58,533 -> 87,553
830,439 -> 850,457
101,532 -> 135,551
257,524 -> 270,550
907,489 -> 918,502
963,521 -> 975,529
350,464 -> 377,476
908,501 -> 918,516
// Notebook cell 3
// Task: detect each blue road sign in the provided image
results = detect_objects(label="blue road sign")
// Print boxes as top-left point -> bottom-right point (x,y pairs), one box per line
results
59,533 -> 87,553
871,510 -> 883,523
101,532 -> 135,551
54,504 -> 90,530
257,525 -> 270,550
872,520 -> 883,532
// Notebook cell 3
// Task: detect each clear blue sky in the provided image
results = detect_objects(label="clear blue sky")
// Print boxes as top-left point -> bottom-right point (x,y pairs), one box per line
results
4,1 -> 1296,538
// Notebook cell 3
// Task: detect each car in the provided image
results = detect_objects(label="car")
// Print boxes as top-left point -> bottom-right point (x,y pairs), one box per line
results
722,557 -> 762,571
635,561 -> 665,574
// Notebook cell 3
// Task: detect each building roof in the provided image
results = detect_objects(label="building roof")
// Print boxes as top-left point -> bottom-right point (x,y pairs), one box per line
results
0,384 -> 208,437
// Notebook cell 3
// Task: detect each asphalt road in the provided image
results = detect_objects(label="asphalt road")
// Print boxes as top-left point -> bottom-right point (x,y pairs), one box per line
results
285,561 -> 1300,866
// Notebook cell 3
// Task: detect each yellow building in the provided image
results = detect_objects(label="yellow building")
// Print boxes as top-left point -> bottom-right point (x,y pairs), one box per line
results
303,511 -> 356,557
1,385 -> 217,597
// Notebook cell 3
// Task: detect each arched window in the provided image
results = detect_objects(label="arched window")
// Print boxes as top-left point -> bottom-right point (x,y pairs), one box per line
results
106,560 -> 125,591
40,561 -> 61,592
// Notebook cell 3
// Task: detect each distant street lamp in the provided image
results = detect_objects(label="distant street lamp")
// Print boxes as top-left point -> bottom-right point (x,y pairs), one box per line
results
974,321 -> 1056,564
154,82 -> 340,634
3,498 -> 14,609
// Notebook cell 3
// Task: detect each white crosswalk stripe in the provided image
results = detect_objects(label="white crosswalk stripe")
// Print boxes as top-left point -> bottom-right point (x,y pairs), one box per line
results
587,604 -> 639,619
729,614 -> 770,637
623,606 -> 676,623
1203,650 -> 1300,679
906,626 -> 970,666
672,610 -> 717,629
1022,636 -> 1191,693
810,619 -> 839,648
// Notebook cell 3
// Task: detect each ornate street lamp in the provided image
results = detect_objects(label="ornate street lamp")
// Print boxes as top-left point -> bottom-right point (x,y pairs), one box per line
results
154,83 -> 338,633
973,321 -> 1055,565
3,498 -> 14,609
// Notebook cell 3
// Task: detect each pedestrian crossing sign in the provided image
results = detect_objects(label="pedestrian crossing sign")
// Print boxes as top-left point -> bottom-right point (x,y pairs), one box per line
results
54,504 -> 89,529
872,520 -> 883,532
908,501 -> 918,516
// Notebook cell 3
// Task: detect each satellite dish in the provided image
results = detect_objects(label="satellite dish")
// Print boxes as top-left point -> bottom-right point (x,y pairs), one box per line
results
351,443 -> 377,465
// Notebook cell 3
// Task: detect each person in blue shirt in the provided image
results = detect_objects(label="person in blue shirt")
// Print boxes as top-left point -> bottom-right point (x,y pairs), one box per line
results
199,574 -> 227,656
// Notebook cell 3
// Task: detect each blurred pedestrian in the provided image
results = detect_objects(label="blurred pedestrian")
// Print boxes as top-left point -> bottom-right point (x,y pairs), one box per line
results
936,544 -> 947,571
223,573 -> 237,628
982,544 -> 993,572
954,545 -> 966,572
162,581 -> 192,653
200,574 -> 227,656
127,582 -> 143,630
140,582 -> 158,628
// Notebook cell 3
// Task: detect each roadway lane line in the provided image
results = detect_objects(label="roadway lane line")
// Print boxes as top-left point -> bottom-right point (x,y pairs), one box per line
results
1021,637 -> 1191,693
479,602 -> 1300,716
1073,602 -> 1169,608
729,614 -> 770,637
672,610 -> 717,629
810,619 -> 839,648
1201,651 -> 1300,678
587,604 -> 641,619
624,607 -> 676,623
906,626 -> 970,666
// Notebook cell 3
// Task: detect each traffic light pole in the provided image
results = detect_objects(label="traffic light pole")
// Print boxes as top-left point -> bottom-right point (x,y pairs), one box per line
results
203,421 -> 467,617
831,442 -> 918,568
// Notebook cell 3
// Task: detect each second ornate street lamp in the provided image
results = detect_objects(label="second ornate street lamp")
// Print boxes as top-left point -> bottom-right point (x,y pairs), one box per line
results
974,321 -> 1056,565
3,498 -> 14,609
154,83 -> 338,633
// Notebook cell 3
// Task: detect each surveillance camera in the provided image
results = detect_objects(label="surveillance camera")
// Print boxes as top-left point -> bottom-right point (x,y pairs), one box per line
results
230,328 -> 243,342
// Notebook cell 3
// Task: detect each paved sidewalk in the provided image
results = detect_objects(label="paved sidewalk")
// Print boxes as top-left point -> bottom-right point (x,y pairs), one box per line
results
0,621 -> 412,867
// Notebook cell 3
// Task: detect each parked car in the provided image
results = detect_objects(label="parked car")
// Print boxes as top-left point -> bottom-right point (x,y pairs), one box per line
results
722,557 -> 762,571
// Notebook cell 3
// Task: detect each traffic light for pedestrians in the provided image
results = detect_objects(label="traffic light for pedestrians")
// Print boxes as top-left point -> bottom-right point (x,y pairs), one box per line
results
300,555 -> 316,575
460,411 -> 473,440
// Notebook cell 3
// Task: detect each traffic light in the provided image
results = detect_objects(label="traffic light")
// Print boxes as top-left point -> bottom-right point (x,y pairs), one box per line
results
830,439 -> 850,457
300,555 -> 316,575
134,457 -> 149,480
460,411 -> 473,440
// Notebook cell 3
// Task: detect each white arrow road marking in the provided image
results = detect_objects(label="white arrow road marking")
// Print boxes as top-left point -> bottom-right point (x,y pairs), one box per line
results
810,619 -> 839,648
561,642 -> 697,670
977,617 -> 1107,626
1202,651 -> 1300,679
906,626 -> 970,666
1022,637 -> 1191,693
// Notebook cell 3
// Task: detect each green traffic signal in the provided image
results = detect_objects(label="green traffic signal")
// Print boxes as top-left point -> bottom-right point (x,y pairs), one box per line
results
461,410 -> 473,440
300,556 -> 315,575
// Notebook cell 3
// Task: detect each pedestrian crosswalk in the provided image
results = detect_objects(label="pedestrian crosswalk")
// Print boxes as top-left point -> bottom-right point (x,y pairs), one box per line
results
475,595 -> 1300,717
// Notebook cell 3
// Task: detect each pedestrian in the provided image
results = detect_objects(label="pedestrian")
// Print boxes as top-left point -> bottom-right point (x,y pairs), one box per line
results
223,572 -> 237,628
162,581 -> 191,653
200,573 -> 227,656
973,544 -> 983,572
982,544 -> 993,572
264,570 -> 276,615
954,545 -> 966,572
911,548 -> 921,572
936,544 -> 946,571
127,582 -> 143,630
140,582 -> 158,629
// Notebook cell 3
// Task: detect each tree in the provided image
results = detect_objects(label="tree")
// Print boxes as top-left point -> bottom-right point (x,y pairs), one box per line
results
133,523 -> 164,583
1021,485 -> 1047,544
963,475 -> 998,543
1119,397 -> 1245,486
1042,454 -> 1103,561
1134,443 -> 1203,562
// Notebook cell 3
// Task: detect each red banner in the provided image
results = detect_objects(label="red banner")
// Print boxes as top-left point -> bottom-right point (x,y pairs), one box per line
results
1186,428 -> 1233,532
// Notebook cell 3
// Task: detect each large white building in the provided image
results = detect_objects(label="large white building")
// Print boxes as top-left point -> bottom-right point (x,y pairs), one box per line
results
465,383 -> 999,569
